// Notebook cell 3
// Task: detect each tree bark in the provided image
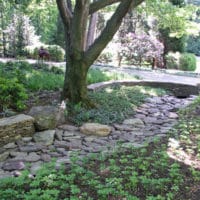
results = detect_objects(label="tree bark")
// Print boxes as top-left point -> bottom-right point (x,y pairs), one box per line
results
57,0 -> 145,106
62,56 -> 89,105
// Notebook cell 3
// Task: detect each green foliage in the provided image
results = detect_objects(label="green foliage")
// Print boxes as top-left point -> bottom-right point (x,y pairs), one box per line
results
25,45 -> 65,62
160,28 -> 186,54
165,51 -> 181,69
25,71 -> 64,92
46,45 -> 65,62
68,86 -> 167,125
0,77 -> 27,111
0,139 -> 198,199
186,35 -> 200,56
179,53 -> 196,71
97,51 -> 113,64
87,68 -> 138,85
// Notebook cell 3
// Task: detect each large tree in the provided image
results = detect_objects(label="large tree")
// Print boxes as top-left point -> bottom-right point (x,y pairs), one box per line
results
56,0 -> 144,106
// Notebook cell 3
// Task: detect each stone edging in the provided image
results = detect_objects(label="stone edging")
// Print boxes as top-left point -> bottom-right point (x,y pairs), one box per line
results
88,80 -> 200,97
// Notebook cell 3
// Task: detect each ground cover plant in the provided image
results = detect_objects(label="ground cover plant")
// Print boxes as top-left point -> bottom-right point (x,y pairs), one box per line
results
68,85 -> 167,125
0,137 -> 199,200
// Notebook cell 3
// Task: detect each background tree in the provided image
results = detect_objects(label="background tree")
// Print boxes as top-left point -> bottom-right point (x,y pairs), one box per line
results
56,0 -> 145,106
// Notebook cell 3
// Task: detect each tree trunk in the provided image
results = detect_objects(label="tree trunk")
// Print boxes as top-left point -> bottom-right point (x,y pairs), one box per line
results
62,57 -> 89,105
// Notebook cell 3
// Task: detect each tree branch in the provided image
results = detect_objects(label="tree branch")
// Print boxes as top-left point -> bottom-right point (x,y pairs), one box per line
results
56,0 -> 72,27
85,0 -> 144,67
71,0 -> 90,55
89,0 -> 121,14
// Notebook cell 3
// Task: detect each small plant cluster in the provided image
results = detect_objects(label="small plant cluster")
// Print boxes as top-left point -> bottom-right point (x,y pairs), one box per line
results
172,96 -> 200,160
165,52 -> 196,71
0,139 -> 199,199
25,45 -> 65,62
68,85 -> 167,125
118,32 -> 164,67
0,61 -> 64,111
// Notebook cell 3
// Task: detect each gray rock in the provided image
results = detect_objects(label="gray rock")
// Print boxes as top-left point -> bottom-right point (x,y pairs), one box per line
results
58,124 -> 79,131
55,130 -> 63,141
22,137 -> 32,143
10,152 -> 27,158
0,169 -> 12,179
19,144 -> 44,152
24,153 -> 40,162
168,112 -> 179,119
3,160 -> 25,171
28,106 -> 59,131
0,114 -> 35,146
41,154 -> 52,162
80,123 -> 112,136
3,142 -> 17,149
30,161 -> 43,175
123,118 -> 145,128
33,130 -> 55,146
0,152 -> 9,162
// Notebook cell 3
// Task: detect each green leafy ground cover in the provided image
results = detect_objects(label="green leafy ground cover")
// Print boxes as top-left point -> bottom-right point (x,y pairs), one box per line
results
68,86 -> 167,125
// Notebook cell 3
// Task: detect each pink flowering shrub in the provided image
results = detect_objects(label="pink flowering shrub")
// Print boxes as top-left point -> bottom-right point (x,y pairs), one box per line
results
119,32 -> 164,67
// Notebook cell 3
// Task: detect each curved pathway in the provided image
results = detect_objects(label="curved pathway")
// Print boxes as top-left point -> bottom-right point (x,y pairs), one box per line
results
0,94 -> 196,179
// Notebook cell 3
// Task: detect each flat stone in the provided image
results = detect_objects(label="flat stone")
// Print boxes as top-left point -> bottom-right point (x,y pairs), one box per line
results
0,152 -> 9,162
54,140 -> 70,149
41,154 -> 51,162
33,130 -> 55,146
10,152 -> 27,158
168,112 -> 179,119
0,114 -> 35,146
19,144 -> 44,152
3,142 -> 17,149
58,124 -> 79,131
123,118 -> 145,128
80,123 -> 111,136
24,153 -> 40,162
55,130 -> 63,141
22,137 -> 32,143
3,160 -> 25,171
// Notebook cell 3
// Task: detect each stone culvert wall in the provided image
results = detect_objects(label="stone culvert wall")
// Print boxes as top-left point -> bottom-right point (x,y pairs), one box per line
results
88,80 -> 200,97
0,114 -> 35,146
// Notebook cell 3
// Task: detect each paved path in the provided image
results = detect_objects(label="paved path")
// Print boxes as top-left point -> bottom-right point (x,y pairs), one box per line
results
1,57 -> 200,85
93,64 -> 200,85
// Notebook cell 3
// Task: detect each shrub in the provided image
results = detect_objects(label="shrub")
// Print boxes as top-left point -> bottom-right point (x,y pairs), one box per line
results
97,51 -> 113,64
47,45 -> 65,62
165,52 -> 181,69
179,53 -> 196,71
118,32 -> 164,67
186,35 -> 200,56
0,78 -> 28,111
25,45 -> 65,62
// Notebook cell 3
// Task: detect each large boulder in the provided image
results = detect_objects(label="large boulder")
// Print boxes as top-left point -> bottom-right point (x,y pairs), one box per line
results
28,106 -> 65,131
33,130 -> 55,146
80,123 -> 112,136
0,114 -> 35,146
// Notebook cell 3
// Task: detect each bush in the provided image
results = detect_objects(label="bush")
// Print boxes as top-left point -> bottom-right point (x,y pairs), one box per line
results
0,78 -> 28,111
25,45 -> 65,62
47,45 -> 65,62
97,51 -> 113,64
186,36 -> 200,56
179,53 -> 196,71
165,52 -> 181,69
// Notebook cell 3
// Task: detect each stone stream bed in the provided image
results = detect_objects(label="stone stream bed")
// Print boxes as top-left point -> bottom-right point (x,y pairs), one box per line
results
0,95 -> 197,179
